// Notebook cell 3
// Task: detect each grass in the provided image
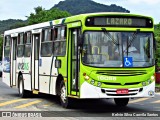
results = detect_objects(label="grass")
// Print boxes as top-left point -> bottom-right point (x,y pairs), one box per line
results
156,83 -> 160,87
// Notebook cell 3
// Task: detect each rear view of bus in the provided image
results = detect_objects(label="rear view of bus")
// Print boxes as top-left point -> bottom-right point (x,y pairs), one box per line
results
78,13 -> 155,107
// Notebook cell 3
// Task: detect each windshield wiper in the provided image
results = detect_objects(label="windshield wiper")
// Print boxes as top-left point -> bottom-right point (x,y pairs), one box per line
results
125,29 -> 140,56
101,28 -> 119,46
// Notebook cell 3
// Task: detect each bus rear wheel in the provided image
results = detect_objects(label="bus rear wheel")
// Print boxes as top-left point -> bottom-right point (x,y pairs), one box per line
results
114,98 -> 129,107
59,80 -> 72,108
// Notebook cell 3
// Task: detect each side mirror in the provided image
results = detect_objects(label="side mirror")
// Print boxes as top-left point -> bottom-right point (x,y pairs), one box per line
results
55,59 -> 61,68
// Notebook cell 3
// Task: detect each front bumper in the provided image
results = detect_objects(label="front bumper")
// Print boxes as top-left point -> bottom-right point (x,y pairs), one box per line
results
80,81 -> 155,98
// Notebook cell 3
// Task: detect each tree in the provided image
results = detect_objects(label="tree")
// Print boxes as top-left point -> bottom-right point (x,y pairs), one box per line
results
154,23 -> 160,69
27,6 -> 71,25
10,22 -> 27,29
155,24 -> 160,37
34,6 -> 44,14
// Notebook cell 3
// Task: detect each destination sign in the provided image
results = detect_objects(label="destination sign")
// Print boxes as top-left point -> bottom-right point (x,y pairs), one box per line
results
106,18 -> 133,26
85,16 -> 153,28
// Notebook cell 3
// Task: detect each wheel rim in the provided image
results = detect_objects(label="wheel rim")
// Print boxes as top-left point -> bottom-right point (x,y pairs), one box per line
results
60,84 -> 66,103
19,80 -> 23,95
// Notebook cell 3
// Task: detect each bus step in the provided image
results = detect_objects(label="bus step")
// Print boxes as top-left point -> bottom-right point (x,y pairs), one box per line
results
32,90 -> 39,94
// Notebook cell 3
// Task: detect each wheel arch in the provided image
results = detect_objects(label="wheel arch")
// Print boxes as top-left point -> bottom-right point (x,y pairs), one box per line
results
55,74 -> 64,95
17,71 -> 23,88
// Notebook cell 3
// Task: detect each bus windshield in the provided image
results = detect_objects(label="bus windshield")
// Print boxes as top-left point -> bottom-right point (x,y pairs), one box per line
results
82,31 -> 154,67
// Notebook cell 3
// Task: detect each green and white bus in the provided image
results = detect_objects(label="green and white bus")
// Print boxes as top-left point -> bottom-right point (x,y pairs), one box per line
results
2,12 -> 155,108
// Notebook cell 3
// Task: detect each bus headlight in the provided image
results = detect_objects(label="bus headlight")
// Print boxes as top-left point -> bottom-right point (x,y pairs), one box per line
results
84,75 -> 90,80
142,82 -> 146,86
90,80 -> 95,85
147,80 -> 152,84
151,76 -> 155,81
97,82 -> 102,87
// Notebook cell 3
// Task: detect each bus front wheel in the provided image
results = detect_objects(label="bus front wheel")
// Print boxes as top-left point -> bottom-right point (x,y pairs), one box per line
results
59,80 -> 72,108
114,98 -> 129,107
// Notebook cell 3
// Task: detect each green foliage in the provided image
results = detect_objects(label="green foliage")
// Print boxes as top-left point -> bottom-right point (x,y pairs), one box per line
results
10,21 -> 28,29
0,19 -> 26,34
154,24 -> 160,69
0,6 -> 71,59
27,7 -> 71,25
156,83 -> 160,87
155,24 -> 160,37
52,0 -> 130,15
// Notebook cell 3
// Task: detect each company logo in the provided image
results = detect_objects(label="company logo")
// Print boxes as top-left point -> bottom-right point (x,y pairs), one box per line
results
2,112 -> 11,117
98,76 -> 116,81
18,62 -> 29,70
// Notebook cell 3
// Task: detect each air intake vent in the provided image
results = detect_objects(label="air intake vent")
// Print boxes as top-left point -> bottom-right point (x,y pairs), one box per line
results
96,70 -> 147,76
103,82 -> 141,86
101,88 -> 143,96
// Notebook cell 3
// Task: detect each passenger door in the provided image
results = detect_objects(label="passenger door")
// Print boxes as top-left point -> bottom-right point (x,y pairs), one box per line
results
32,31 -> 41,90
68,28 -> 81,96
10,37 -> 17,86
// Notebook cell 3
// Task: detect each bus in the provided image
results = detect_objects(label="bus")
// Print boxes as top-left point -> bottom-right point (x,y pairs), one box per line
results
2,12 -> 155,108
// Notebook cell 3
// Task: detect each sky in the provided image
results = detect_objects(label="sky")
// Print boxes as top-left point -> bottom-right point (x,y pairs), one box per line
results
0,0 -> 159,24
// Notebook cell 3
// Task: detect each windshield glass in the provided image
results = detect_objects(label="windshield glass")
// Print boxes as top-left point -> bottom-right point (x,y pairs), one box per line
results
82,31 -> 154,67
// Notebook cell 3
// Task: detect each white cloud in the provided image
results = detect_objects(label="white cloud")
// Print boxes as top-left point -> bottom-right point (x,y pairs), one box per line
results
94,0 -> 160,23
98,0 -> 160,5
0,0 -> 159,23
128,0 -> 160,5
0,0 -> 61,20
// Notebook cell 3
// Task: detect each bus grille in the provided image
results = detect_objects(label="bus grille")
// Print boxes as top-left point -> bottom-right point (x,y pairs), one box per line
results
96,70 -> 147,76
101,88 -> 143,96
103,82 -> 141,86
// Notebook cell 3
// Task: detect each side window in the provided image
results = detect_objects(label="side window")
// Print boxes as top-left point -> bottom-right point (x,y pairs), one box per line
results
4,36 -> 11,57
41,28 -> 53,57
53,26 -> 67,56
24,32 -> 31,57
17,33 -> 25,57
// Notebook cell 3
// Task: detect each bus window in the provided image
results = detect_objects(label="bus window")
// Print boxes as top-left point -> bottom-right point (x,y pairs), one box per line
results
24,32 -> 31,57
4,36 -> 11,57
5,36 -> 11,46
17,33 -> 24,57
53,28 -> 58,40
26,32 -> 31,43
41,28 -> 53,57
53,26 -> 67,56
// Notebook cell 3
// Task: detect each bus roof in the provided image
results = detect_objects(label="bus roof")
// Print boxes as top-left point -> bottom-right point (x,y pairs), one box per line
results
4,12 -> 153,35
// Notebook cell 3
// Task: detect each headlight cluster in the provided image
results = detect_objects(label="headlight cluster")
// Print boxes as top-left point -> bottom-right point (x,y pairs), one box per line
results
89,79 -> 102,87
142,80 -> 152,86
83,72 -> 90,80
83,73 -> 102,87
142,76 -> 154,86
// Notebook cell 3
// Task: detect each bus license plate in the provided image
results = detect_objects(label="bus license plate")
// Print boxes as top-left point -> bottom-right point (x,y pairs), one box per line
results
116,89 -> 128,94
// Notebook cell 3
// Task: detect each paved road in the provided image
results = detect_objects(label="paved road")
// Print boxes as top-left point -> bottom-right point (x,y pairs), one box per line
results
0,78 -> 160,119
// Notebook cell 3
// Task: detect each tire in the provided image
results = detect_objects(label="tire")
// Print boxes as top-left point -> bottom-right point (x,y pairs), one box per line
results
18,75 -> 29,98
114,98 -> 129,107
59,80 -> 72,108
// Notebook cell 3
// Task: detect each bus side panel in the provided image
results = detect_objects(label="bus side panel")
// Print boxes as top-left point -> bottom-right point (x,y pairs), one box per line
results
16,57 -> 31,91
23,74 -> 32,91
20,58 -> 31,91
39,57 -> 57,95
2,58 -> 11,87
2,72 -> 10,87
50,57 -> 59,95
